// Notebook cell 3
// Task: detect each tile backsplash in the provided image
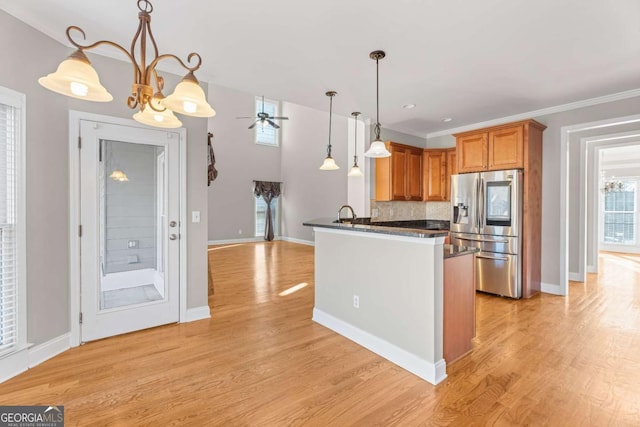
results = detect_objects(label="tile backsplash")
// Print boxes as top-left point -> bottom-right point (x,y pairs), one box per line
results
370,200 -> 450,221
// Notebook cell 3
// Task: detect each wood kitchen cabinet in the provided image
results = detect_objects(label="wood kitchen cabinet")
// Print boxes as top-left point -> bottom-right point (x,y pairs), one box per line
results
423,148 -> 456,201
446,149 -> 457,201
423,150 -> 446,201
376,142 -> 423,201
454,120 -> 543,173
443,251 -> 476,363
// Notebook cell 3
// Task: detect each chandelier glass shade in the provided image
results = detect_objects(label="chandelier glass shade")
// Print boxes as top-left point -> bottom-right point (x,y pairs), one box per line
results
38,0 -> 215,128
364,50 -> 391,158
133,95 -> 182,128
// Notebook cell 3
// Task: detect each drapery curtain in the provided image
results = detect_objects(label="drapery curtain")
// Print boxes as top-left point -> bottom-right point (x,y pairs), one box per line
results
254,181 -> 282,241
207,132 -> 218,186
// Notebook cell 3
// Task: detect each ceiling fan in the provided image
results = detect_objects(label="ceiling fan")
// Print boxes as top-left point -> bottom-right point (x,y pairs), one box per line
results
237,96 -> 289,129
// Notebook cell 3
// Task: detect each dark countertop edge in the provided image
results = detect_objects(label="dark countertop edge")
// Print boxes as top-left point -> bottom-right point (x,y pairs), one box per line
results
443,244 -> 479,259
303,218 -> 448,239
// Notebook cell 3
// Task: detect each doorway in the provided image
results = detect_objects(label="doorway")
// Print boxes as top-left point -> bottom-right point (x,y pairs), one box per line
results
70,114 -> 186,344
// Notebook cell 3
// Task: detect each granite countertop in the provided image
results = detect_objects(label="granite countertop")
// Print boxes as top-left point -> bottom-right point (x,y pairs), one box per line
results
303,218 -> 449,239
443,244 -> 479,259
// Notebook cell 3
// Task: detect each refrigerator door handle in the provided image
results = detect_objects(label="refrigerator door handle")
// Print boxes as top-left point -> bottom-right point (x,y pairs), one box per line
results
479,177 -> 485,230
455,236 -> 509,243
477,254 -> 510,261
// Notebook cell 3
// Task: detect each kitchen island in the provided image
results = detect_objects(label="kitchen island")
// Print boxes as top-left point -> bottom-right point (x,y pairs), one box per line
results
303,218 -> 476,385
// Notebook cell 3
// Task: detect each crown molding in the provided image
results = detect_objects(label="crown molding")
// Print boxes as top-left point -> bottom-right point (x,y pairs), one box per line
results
426,88 -> 640,139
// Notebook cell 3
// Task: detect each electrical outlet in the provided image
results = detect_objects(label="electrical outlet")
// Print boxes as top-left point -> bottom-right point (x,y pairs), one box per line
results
353,295 -> 360,309
238,229 -> 243,235
372,208 -> 379,217
389,208 -> 394,216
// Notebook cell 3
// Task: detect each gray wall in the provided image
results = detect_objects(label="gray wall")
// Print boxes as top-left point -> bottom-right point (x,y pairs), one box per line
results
537,97 -> 640,286
207,85 -> 281,241
206,86 -> 351,243
281,102 -> 349,242
374,126 -> 427,148
0,10 -> 209,346
104,141 -> 158,274
425,134 -> 455,149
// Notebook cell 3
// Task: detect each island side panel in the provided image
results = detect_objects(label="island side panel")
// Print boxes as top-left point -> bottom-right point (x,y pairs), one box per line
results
312,228 -> 445,383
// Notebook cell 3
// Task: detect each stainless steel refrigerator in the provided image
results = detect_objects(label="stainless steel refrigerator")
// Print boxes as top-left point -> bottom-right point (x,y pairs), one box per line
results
450,169 -> 523,298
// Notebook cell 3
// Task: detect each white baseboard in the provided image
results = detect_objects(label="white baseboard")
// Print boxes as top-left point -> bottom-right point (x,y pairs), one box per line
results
312,308 -> 447,385
541,282 -> 565,296
1,333 -> 71,384
184,305 -> 211,322
208,237 -> 264,245
28,333 -> 70,368
207,236 -> 314,246
587,265 -> 597,273
280,236 -> 314,246
568,272 -> 584,282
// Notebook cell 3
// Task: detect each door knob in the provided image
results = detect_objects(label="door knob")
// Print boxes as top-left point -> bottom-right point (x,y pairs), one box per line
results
169,233 -> 177,240
169,221 -> 177,227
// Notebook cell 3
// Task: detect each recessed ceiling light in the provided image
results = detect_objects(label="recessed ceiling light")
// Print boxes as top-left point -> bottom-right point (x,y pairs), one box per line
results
442,117 -> 453,122
402,104 -> 416,109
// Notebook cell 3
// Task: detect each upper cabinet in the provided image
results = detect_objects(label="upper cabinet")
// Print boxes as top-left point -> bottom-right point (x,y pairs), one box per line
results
376,142 -> 423,201
423,148 -> 456,201
423,150 -> 446,201
454,120 -> 546,173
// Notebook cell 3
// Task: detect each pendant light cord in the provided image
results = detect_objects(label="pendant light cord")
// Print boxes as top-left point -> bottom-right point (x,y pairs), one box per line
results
374,57 -> 381,141
327,94 -> 333,156
353,112 -> 359,166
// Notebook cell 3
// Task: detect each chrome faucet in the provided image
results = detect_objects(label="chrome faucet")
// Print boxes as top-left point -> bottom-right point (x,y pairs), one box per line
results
338,205 -> 357,223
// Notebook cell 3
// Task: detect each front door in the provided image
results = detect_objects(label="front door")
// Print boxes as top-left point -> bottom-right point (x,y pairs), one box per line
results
79,120 -> 180,342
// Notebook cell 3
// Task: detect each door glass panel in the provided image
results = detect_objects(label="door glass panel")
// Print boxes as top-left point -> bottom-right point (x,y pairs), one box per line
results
486,181 -> 511,226
99,140 -> 166,310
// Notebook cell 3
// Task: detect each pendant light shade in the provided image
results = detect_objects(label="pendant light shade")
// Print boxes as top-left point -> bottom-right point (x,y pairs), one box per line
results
348,165 -> 363,177
109,170 -> 129,182
134,96 -> 183,128
38,50 -> 113,102
320,91 -> 340,170
364,50 -> 391,158
162,73 -> 216,118
320,156 -> 340,171
348,112 -> 363,177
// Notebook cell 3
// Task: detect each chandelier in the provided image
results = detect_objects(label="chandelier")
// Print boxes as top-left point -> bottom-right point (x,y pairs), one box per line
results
38,0 -> 215,128
602,180 -> 624,193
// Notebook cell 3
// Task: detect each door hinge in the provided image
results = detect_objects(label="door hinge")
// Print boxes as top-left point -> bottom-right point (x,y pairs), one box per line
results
78,136 -> 82,149
78,225 -> 82,237
79,312 -> 83,324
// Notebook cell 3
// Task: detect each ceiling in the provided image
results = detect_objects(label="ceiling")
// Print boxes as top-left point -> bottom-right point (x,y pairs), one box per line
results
2,0 -> 639,137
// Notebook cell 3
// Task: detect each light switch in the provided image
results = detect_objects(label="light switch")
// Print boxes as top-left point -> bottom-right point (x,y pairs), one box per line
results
192,211 -> 200,223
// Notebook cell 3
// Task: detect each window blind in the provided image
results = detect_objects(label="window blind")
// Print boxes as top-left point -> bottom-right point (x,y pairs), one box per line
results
0,102 -> 18,355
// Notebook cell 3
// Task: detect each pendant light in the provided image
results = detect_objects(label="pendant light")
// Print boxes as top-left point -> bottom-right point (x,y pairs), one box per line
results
348,112 -> 363,177
320,91 -> 340,171
364,50 -> 391,158
38,0 -> 215,128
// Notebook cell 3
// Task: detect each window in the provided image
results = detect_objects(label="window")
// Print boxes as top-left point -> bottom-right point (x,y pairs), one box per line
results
0,87 -> 26,357
603,179 -> 636,245
255,196 -> 278,237
255,97 -> 279,146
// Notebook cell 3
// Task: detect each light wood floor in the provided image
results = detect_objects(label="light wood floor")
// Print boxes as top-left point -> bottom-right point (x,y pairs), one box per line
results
2,243 -> 640,425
